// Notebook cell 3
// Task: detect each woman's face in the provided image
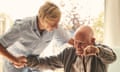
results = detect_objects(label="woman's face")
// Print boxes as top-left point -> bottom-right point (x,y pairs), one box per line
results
39,17 -> 60,32
43,19 -> 59,31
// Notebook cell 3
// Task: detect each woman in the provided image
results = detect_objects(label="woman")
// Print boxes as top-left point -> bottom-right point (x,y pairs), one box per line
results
0,2 -> 72,72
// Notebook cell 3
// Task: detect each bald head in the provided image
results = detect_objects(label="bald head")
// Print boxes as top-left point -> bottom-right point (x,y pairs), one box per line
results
74,25 -> 94,39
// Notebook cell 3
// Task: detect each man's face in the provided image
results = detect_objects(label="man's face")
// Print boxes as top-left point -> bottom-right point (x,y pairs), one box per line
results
74,33 -> 92,55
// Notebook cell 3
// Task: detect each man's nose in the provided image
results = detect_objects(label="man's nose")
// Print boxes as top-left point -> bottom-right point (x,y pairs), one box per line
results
77,47 -> 83,51
78,44 -> 84,49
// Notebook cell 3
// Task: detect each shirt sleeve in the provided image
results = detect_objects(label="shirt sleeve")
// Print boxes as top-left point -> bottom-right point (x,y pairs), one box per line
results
27,48 -> 73,70
96,44 -> 117,64
0,20 -> 23,48
27,52 -> 64,70
53,26 -> 71,46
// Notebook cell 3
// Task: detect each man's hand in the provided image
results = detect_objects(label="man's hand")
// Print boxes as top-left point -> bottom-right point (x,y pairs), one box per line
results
13,56 -> 27,68
84,45 -> 99,56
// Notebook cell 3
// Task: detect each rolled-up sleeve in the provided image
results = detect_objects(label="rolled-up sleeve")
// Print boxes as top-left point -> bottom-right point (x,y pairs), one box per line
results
53,26 -> 71,46
96,44 -> 117,64
0,20 -> 23,48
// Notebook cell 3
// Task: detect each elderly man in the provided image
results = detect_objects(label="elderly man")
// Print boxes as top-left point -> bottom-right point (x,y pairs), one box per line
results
26,25 -> 116,72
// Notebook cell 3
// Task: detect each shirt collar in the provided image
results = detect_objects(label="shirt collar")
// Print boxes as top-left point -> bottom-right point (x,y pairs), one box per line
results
32,16 -> 39,32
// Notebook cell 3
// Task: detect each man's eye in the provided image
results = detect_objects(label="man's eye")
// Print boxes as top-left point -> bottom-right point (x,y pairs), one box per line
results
79,42 -> 83,44
78,42 -> 86,45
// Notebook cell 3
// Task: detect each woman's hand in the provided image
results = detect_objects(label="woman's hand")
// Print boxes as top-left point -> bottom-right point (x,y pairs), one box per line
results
13,56 -> 27,68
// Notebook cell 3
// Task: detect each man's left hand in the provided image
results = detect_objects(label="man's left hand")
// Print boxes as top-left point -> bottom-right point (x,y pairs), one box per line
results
84,45 -> 99,56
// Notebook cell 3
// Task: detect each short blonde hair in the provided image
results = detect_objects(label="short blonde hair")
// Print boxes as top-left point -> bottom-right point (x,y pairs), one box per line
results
38,2 -> 61,21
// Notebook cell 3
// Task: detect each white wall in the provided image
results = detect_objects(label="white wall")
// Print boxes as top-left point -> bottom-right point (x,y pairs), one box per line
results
0,0 -> 44,20
104,0 -> 120,72
104,0 -> 120,48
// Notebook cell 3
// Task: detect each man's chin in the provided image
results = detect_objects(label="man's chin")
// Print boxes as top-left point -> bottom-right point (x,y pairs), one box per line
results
76,51 -> 84,56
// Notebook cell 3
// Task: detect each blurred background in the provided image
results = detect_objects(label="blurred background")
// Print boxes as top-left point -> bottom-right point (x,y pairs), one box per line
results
0,0 -> 120,72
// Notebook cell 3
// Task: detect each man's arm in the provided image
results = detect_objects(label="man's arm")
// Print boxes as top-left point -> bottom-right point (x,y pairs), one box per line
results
96,44 -> 117,64
26,48 -> 73,70
84,44 -> 116,64
27,55 -> 63,70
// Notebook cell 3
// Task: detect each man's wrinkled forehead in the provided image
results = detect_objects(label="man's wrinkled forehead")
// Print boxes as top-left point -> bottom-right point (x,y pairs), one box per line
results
73,25 -> 93,39
74,32 -> 88,41
75,31 -> 85,37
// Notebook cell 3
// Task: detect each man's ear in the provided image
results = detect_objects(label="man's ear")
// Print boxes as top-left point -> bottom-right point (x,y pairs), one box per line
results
91,37 -> 95,44
68,38 -> 74,46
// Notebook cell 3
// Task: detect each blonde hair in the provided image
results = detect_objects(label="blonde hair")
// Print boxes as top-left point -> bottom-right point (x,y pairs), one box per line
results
38,2 -> 61,21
